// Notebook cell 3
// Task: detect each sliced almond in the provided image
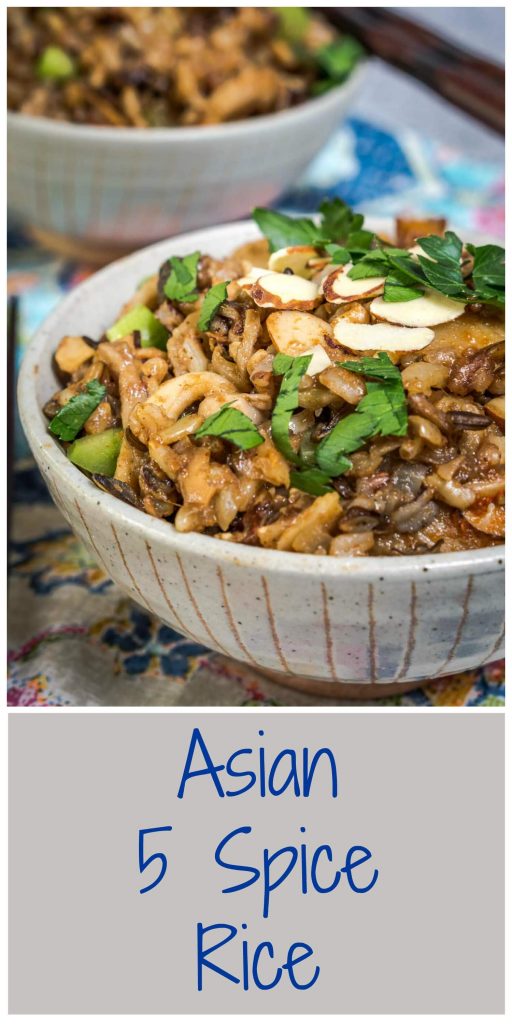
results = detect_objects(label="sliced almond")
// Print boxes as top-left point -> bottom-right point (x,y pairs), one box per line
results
484,396 -> 505,430
266,309 -> 332,348
235,266 -> 269,288
333,321 -> 434,353
370,289 -> 465,328
311,262 -> 338,287
323,263 -> 385,304
266,309 -> 333,377
266,308 -> 333,363
409,243 -> 432,261
268,245 -> 320,279
250,271 -> 320,310
301,346 -> 333,376
306,255 -> 331,275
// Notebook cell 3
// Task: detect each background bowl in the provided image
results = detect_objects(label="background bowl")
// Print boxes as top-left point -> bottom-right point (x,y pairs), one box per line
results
8,66 -> 364,261
18,219 -> 505,692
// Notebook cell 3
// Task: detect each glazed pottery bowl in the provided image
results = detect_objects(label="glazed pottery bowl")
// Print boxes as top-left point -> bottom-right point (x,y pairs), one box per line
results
8,65 -> 364,259
18,219 -> 505,692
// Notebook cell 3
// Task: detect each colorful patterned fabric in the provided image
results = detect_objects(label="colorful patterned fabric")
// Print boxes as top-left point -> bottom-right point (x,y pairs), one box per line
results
8,117 -> 505,707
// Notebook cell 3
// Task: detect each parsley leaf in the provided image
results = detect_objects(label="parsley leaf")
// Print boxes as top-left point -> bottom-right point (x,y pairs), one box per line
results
163,251 -> 200,303
415,231 -> 468,299
271,352 -> 312,464
252,199 -> 367,253
469,244 -> 505,287
358,378 -> 408,437
345,228 -> 377,255
252,208 -> 321,252
318,198 -> 364,244
417,259 -> 466,298
417,231 -> 462,265
289,467 -> 335,496
198,281 -> 230,332
315,408 -> 376,476
348,257 -> 389,281
195,404 -> 263,450
253,200 -> 506,308
383,277 -> 423,302
316,354 -> 408,475
340,352 -> 403,381
325,243 -> 351,265
49,380 -> 106,442
312,36 -> 365,93
466,243 -> 505,306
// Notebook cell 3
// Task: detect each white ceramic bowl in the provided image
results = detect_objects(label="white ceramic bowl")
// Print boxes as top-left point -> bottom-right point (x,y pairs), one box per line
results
18,219 -> 505,692
8,66 -> 364,255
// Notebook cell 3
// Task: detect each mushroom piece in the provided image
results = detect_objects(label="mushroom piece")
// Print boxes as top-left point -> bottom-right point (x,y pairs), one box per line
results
54,335 -> 95,375
322,263 -> 385,304
370,290 -> 465,328
250,271 -> 320,310
332,321 -> 434,353
395,216 -> 446,248
147,370 -> 263,425
484,396 -> 505,431
91,473 -> 142,509
268,245 -> 320,278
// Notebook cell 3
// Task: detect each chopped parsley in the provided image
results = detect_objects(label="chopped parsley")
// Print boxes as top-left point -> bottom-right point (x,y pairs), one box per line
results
198,281 -> 230,332
311,36 -> 365,94
252,199 -> 369,253
271,352 -> 312,464
253,199 -> 504,307
316,355 -> 408,475
195,404 -> 264,450
268,352 -> 408,493
163,251 -> 201,303
272,9 -> 363,94
347,231 -> 504,307
289,467 -> 335,496
49,380 -> 106,442
462,242 -> 504,306
324,243 -> 351,265
252,209 -> 322,252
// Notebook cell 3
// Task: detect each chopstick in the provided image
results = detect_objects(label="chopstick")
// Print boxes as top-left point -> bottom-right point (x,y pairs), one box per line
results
319,7 -> 505,135
7,295 -> 19,557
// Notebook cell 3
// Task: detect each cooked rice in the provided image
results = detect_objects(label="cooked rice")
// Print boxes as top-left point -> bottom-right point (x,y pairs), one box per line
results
8,7 -> 341,126
44,219 -> 505,557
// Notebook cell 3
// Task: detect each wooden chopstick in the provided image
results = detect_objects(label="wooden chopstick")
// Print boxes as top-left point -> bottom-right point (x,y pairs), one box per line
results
319,7 -> 505,135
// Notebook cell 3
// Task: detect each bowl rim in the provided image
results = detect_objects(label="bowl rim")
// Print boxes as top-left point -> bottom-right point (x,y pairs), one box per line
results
18,216 -> 505,583
7,63 -> 365,143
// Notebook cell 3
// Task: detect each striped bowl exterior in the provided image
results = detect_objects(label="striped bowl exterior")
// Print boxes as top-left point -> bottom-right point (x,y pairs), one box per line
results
37,465 -> 505,686
7,68 -> 364,248
18,217 -> 505,688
